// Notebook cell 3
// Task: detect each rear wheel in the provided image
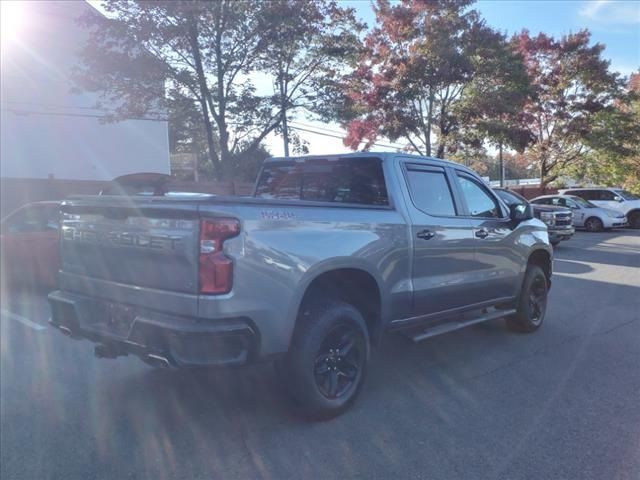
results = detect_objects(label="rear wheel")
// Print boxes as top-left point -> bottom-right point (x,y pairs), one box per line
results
584,216 -> 604,232
280,300 -> 369,419
506,265 -> 548,333
629,211 -> 640,229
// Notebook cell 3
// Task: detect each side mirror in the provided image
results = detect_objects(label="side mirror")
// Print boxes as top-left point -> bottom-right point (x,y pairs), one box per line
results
510,203 -> 533,222
613,196 -> 623,202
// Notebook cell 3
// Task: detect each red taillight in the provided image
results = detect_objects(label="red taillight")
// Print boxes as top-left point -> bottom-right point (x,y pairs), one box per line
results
199,218 -> 240,294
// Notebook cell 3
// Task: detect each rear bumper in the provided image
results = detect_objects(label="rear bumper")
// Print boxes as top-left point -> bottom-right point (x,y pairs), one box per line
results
48,290 -> 257,367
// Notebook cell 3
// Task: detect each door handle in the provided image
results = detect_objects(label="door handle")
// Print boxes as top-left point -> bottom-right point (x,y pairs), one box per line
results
417,229 -> 435,240
475,228 -> 489,239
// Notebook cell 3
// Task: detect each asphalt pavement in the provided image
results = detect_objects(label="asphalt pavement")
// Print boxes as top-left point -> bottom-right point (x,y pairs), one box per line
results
1,230 -> 639,480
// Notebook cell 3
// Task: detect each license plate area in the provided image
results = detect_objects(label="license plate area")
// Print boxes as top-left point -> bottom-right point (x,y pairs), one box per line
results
94,302 -> 137,338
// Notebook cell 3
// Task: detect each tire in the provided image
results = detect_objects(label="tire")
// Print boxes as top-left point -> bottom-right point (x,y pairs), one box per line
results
506,265 -> 549,333
280,300 -> 370,420
584,216 -> 604,232
629,211 -> 640,229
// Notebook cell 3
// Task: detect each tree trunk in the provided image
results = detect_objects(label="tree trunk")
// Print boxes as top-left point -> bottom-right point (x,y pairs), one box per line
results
187,15 -> 220,177
280,77 -> 289,157
425,90 -> 434,157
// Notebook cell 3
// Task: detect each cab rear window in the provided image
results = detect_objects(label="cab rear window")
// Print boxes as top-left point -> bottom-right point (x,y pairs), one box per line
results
254,158 -> 389,206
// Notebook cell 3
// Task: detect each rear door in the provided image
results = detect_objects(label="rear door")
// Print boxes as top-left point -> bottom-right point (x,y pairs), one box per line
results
594,189 -> 625,213
399,161 -> 478,316
451,171 -> 521,303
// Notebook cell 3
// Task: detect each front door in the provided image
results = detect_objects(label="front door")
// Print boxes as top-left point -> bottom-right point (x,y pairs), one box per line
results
452,171 -> 521,303
400,162 -> 478,316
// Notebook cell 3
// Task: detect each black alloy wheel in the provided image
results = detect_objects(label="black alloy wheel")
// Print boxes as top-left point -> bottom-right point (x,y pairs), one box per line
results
313,324 -> 364,400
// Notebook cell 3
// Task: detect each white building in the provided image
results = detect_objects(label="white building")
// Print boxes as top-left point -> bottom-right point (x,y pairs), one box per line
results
0,0 -> 169,182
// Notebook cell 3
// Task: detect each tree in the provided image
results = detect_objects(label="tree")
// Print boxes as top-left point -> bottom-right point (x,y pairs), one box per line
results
571,87 -> 640,193
256,0 -> 364,156
342,0 -> 521,159
513,30 -> 626,186
455,36 -> 533,185
75,0 -> 281,179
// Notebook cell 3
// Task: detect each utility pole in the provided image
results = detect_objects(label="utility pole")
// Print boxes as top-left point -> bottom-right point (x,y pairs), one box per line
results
499,141 -> 505,188
282,108 -> 290,157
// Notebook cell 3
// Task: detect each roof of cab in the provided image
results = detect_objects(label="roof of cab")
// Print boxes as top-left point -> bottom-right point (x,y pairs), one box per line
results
264,151 -> 476,174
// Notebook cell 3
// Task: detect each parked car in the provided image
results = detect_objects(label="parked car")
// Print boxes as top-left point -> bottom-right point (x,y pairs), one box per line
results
49,153 -> 552,418
493,188 -> 574,246
559,187 -> 640,229
531,195 -> 627,232
0,201 -> 60,289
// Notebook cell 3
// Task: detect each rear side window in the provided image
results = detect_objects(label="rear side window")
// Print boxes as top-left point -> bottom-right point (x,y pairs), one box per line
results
596,190 -> 616,201
254,158 -> 388,206
405,168 -> 456,216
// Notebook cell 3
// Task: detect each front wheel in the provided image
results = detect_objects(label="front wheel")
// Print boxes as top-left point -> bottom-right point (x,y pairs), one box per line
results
281,301 -> 370,419
506,265 -> 549,333
629,211 -> 640,229
585,216 -> 604,232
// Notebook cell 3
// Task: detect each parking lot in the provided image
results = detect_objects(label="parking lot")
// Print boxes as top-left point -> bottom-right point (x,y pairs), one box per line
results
1,230 -> 639,480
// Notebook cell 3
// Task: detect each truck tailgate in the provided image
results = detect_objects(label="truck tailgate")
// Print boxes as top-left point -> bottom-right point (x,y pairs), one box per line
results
60,197 -> 201,294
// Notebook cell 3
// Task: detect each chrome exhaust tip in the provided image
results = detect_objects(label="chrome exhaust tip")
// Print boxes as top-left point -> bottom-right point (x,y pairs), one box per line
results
145,353 -> 170,368
58,325 -> 73,337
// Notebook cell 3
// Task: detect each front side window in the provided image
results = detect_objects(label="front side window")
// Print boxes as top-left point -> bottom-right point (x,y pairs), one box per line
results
597,190 -> 616,201
567,190 -> 594,200
457,175 -> 500,218
405,168 -> 456,216
550,197 -> 568,207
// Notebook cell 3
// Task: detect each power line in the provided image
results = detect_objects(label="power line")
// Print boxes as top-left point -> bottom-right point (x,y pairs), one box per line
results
0,107 -> 167,122
289,120 -> 408,150
288,123 -> 410,152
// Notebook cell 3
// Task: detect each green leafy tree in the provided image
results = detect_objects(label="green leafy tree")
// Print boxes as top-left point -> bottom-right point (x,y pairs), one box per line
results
572,88 -> 640,193
513,30 -> 626,186
342,0 -> 524,159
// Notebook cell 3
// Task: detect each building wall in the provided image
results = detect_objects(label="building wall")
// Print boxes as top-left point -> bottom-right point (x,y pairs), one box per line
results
0,1 -> 169,181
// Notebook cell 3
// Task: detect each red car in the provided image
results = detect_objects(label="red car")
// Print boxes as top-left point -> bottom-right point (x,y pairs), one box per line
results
0,201 -> 61,290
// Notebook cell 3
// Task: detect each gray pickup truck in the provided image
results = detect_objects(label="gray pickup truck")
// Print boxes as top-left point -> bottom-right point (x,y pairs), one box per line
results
49,153 -> 553,418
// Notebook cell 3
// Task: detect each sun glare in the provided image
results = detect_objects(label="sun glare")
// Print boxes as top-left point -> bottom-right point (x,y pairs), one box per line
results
0,0 -> 27,47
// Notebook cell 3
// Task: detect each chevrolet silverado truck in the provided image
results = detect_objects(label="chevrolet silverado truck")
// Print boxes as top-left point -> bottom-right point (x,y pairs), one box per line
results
49,153 -> 553,418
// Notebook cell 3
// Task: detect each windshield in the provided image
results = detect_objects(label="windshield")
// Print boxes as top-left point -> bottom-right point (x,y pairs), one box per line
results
614,189 -> 640,201
569,196 -> 596,208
